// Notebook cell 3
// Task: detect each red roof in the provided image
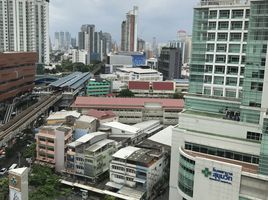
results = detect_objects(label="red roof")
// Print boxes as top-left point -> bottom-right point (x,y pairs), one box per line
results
152,82 -> 174,91
86,109 -> 116,120
128,81 -> 150,90
72,97 -> 184,109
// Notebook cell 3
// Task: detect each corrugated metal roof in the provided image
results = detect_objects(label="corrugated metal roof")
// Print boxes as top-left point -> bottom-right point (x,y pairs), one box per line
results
112,146 -> 140,159
49,72 -> 90,90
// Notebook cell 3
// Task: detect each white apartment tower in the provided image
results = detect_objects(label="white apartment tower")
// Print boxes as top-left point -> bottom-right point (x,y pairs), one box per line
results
0,0 -> 50,64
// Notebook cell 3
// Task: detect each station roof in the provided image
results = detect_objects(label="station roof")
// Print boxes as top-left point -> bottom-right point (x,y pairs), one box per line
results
50,72 -> 90,90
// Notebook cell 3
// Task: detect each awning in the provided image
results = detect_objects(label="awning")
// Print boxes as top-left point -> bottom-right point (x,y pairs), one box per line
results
134,177 -> 146,184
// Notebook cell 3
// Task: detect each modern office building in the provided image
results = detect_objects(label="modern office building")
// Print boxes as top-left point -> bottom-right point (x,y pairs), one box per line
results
158,47 -> 182,80
66,132 -> 117,181
0,0 -> 50,64
86,80 -> 111,96
108,146 -> 167,199
121,6 -> 138,52
35,126 -> 73,172
169,0 -> 268,200
0,52 -> 37,102
72,96 -> 184,125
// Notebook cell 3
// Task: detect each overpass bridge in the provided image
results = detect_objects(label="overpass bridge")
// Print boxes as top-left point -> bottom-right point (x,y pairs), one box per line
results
0,93 -> 62,147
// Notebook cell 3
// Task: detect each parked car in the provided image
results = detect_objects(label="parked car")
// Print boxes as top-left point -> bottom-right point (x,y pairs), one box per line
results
0,168 -> 7,175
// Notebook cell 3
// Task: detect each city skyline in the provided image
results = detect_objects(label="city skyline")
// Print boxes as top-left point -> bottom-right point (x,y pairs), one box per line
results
50,0 -> 198,43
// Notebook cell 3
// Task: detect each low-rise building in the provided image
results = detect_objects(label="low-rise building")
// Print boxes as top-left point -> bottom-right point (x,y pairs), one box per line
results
46,110 -> 81,125
75,115 -> 97,132
86,80 -> 111,96
35,126 -> 73,172
86,109 -> 118,124
72,96 -> 184,126
108,146 -> 167,199
66,132 -> 117,181
128,81 -> 176,98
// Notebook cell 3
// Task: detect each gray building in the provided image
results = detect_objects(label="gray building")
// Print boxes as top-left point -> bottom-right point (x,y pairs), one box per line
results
158,47 -> 182,80
78,24 -> 95,53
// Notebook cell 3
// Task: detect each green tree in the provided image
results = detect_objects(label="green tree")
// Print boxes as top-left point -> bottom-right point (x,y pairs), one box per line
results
0,177 -> 9,200
117,89 -> 135,97
29,165 -> 61,199
104,195 -> 116,200
23,143 -> 36,159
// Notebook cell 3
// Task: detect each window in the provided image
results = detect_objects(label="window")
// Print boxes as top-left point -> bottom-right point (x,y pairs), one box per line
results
231,21 -> 242,30
218,21 -> 229,30
205,65 -> 213,73
227,66 -> 238,75
217,33 -> 228,41
204,76 -> 212,83
217,44 -> 227,52
230,33 -> 241,41
251,82 -> 263,91
219,10 -> 230,19
229,44 -> 240,53
228,55 -> 240,64
209,10 -> 217,19
208,22 -> 216,30
214,76 -> 224,85
208,33 -> 215,41
214,66 -> 225,74
207,44 -> 215,52
247,131 -> 262,141
216,55 -> 226,63
213,88 -> 223,96
206,54 -> 214,62
232,9 -> 244,18
262,44 -> 267,54
226,89 -> 236,98
226,77 -> 237,86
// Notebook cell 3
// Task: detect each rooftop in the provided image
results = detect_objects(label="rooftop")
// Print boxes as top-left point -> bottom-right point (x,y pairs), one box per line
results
68,132 -> 107,148
112,146 -> 140,159
86,139 -> 115,152
72,96 -> 184,109
76,115 -> 97,124
117,68 -> 160,74
127,149 -> 154,165
148,126 -> 173,147
47,110 -> 81,121
133,120 -> 160,131
104,122 -> 141,134
86,109 -> 116,120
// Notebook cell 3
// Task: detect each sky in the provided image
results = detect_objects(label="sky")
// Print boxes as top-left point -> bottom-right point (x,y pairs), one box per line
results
50,0 -> 198,44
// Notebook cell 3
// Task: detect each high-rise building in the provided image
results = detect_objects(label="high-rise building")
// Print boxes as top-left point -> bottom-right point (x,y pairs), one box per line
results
169,0 -> 268,199
137,38 -> 145,52
71,37 -> 77,48
78,24 -> 95,53
0,0 -> 50,64
120,6 -> 138,52
102,32 -> 112,55
158,47 -> 182,80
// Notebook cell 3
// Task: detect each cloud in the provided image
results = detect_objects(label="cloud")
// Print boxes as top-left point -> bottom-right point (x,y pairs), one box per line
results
49,0 -> 198,43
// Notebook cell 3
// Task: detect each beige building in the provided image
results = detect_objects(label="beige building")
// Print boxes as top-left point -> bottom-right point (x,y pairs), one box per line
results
35,126 -> 73,171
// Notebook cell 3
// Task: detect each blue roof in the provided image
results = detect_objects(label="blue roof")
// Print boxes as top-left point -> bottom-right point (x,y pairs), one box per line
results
50,72 -> 90,90
74,128 -> 88,140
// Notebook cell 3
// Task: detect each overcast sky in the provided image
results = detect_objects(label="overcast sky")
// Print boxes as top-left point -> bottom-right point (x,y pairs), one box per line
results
50,0 -> 198,44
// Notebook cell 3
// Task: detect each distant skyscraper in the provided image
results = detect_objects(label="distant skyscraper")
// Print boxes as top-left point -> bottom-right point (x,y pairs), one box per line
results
78,24 -> 95,53
0,0 -> 50,64
71,37 -> 77,48
120,6 -> 138,52
54,31 -> 71,51
137,38 -> 145,52
54,32 -> 60,50
102,32 -> 112,55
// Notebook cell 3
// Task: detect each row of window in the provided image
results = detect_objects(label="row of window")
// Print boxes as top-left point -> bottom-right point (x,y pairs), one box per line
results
185,142 -> 259,164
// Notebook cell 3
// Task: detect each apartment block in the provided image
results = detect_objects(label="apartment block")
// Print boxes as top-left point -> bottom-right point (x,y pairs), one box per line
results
35,126 -> 73,172
66,132 -> 117,181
